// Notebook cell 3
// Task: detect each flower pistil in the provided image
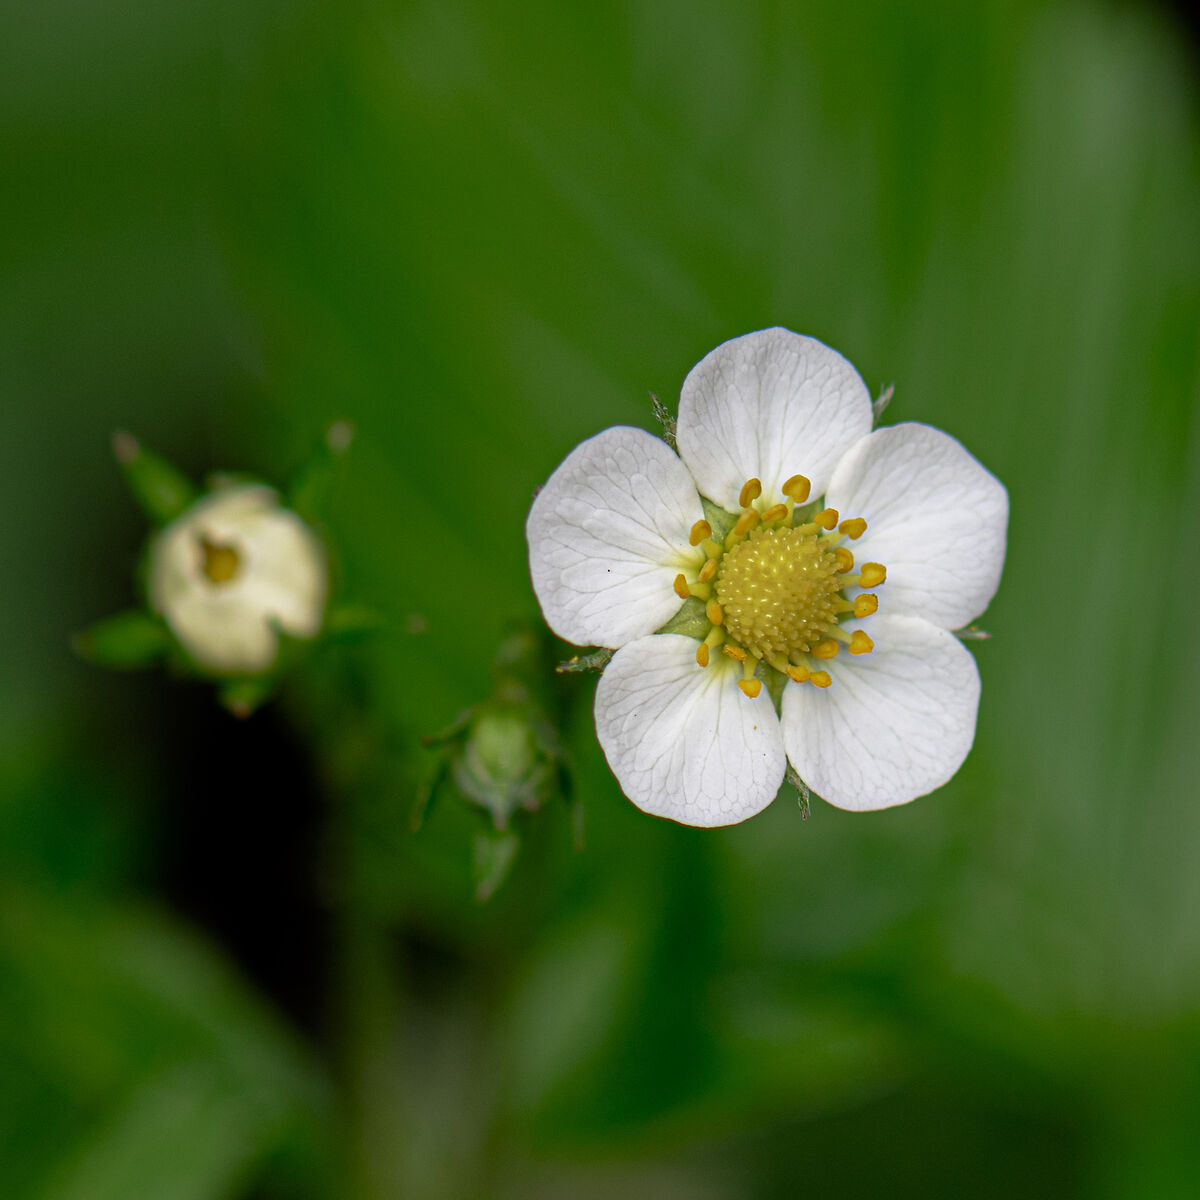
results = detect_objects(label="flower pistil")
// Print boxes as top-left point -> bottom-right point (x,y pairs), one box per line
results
672,473 -> 885,698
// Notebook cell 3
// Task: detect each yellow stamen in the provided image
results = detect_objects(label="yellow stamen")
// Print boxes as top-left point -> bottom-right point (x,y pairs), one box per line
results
739,478 -> 763,507
687,581 -> 712,600
706,601 -> 724,626
698,557 -> 718,583
673,573 -> 691,600
833,546 -> 854,574
696,643 -> 710,667
849,630 -> 874,655
701,538 -> 723,560
782,474 -> 811,503
732,509 -> 760,537
812,638 -> 840,659
722,644 -> 747,662
854,593 -> 878,618
860,562 -> 887,587
814,508 -> 839,530
738,678 -> 762,699
761,503 -> 788,524
786,664 -> 810,684
810,670 -> 832,689
839,517 -> 867,540
689,519 -> 713,547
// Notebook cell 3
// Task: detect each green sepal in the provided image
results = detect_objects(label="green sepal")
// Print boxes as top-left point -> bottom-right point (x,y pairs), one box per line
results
761,660 -> 786,713
792,496 -> 822,524
217,675 -> 276,719
699,495 -> 736,541
785,763 -> 823,819
112,432 -> 196,526
556,647 -> 612,674
873,382 -> 895,426
650,393 -> 677,450
72,609 -> 172,670
656,596 -> 709,639
472,828 -> 520,904
287,421 -> 355,524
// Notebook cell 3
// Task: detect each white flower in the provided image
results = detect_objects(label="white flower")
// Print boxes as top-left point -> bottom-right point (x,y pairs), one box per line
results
526,328 -> 1008,825
148,484 -> 327,675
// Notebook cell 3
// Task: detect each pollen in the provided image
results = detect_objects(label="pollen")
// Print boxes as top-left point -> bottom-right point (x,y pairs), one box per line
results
713,525 -> 842,663
738,478 -> 763,507
782,474 -> 811,503
849,630 -> 874,655
854,593 -> 878,618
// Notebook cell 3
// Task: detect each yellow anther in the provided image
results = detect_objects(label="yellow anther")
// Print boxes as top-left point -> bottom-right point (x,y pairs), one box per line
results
761,503 -> 788,524
833,546 -> 854,574
854,593 -> 878,618
673,573 -> 691,600
810,670 -> 832,689
782,474 -> 811,503
739,478 -> 763,507
849,630 -> 874,656
860,562 -> 887,587
786,664 -> 810,684
839,517 -> 867,540
738,678 -> 762,699
698,557 -> 718,583
696,643 -> 710,667
689,519 -> 713,547
706,601 -> 724,626
722,644 -> 747,662
812,638 -> 840,659
814,508 -> 839,530
732,509 -> 761,537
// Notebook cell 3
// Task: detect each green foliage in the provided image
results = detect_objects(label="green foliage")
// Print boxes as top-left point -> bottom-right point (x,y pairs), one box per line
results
72,609 -> 171,670
112,433 -> 197,527
4,0 -> 1200,1196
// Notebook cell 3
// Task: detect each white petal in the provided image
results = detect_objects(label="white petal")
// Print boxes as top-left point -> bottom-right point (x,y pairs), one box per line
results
527,427 -> 704,649
676,328 -> 873,511
231,509 -> 328,639
825,423 -> 1008,630
781,615 -> 981,812
594,634 -> 785,827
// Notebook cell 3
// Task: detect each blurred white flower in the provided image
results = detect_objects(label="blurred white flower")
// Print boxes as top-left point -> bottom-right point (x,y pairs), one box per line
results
149,484 -> 327,675
527,328 -> 1008,825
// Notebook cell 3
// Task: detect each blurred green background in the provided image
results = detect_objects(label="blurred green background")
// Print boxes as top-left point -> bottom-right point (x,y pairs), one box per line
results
4,0 -> 1200,1196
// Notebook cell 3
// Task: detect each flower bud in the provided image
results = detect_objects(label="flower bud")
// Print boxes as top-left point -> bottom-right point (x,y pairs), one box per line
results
148,483 -> 327,675
452,709 -> 551,830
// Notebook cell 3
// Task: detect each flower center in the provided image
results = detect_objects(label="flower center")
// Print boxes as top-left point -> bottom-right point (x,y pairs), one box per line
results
714,525 -> 841,661
199,537 -> 241,585
672,475 -> 886,697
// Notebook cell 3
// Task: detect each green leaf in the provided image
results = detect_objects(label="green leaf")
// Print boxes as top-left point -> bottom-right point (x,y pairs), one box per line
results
72,610 -> 171,670
111,432 -> 196,526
